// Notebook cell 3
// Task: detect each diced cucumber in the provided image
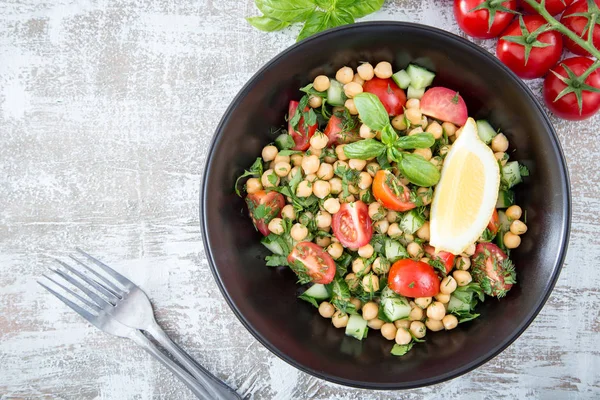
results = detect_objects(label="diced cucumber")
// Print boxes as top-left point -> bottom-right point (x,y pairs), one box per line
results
476,120 -> 497,144
345,314 -> 369,340
496,190 -> 514,208
327,79 -> 347,106
392,69 -> 411,89
385,238 -> 408,262
302,284 -> 329,300
502,161 -> 522,188
498,210 -> 510,230
406,64 -> 436,90
399,209 -> 425,234
407,85 -> 425,99
452,290 -> 473,304
261,235 -> 285,255
447,296 -> 471,313
380,287 -> 411,322
274,133 -> 295,150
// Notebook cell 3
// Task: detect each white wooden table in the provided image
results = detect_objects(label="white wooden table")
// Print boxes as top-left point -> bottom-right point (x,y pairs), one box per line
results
1,0 -> 599,398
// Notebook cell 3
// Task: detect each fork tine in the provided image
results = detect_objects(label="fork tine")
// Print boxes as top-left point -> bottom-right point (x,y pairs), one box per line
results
38,280 -> 98,324
68,255 -> 124,298
42,274 -> 102,312
75,248 -> 133,288
52,262 -> 114,307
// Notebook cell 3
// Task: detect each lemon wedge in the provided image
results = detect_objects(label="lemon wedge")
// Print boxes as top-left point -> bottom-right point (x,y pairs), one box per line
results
429,117 -> 500,255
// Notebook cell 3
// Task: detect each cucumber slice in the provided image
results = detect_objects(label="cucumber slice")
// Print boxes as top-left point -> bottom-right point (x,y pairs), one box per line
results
392,69 -> 411,89
476,120 -> 497,144
406,64 -> 436,90
399,209 -> 425,234
261,235 -> 285,255
407,85 -> 425,99
502,161 -> 522,188
498,210 -> 510,230
345,314 -> 369,340
274,133 -> 294,150
380,287 -> 411,322
302,284 -> 329,300
385,238 -> 408,262
452,290 -> 474,304
496,190 -> 514,208
447,295 -> 471,313
327,79 -> 347,106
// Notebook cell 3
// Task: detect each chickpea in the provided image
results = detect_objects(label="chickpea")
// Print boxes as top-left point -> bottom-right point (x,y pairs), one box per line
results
365,162 -> 380,177
336,66 -> 354,84
290,224 -> 308,241
405,108 -> 422,125
305,173 -> 317,182
504,232 -> 522,249
413,147 -> 432,161
407,242 -> 423,258
296,180 -> 312,197
327,242 -> 343,259
368,202 -> 385,220
277,206 -> 294,221
409,306 -> 424,321
349,158 -> 367,171
409,321 -> 427,339
339,193 -> 355,203
315,235 -> 331,248
316,211 -> 332,229
491,133 -> 509,152
358,244 -> 374,258
404,233 -> 414,242
375,219 -> 389,234
345,99 -> 358,115
343,82 -> 363,98
408,127 -> 424,136
368,318 -> 385,330
357,124 -> 375,140
318,301 -> 335,318
302,155 -> 320,175
362,301 -> 379,321
394,319 -> 411,329
381,323 -> 397,340
506,205 -> 523,220
415,221 -> 430,241
453,270 -> 473,286
420,258 -> 430,265
405,98 -> 420,109
386,210 -> 399,223
308,95 -> 322,108
352,74 -> 364,85
308,132 -> 327,150
357,62 -> 374,80
333,161 -> 348,173
313,75 -> 330,92
456,256 -> 471,271
439,144 -> 452,157
426,301 -> 446,321
427,121 -> 443,139
345,273 -> 360,291
274,162 -> 292,177
430,156 -> 443,169
313,180 -> 331,199
314,164 -> 332,182
352,258 -> 370,275
442,122 -> 457,136
291,154 -> 303,167
261,169 -> 279,188
440,276 -> 458,295
332,311 -> 349,328
416,187 -> 432,206
510,220 -> 528,235
442,314 -> 459,330
329,177 -> 343,194
395,327 -> 412,345
454,127 -> 463,139
391,114 -> 408,130
414,297 -> 433,309
372,257 -> 390,275
435,292 -> 451,303
335,144 -> 349,161
463,243 -> 476,256
495,152 -> 508,166
387,223 -> 402,238
261,145 -> 278,162
374,61 -> 393,79
347,183 -> 359,194
350,297 -> 362,311
426,318 -> 445,332
362,274 -> 380,293
245,177 -> 262,194
356,172 -> 372,190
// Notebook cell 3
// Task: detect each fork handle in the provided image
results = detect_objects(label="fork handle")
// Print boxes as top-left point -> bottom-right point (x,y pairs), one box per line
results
146,323 -> 241,400
128,330 -> 213,399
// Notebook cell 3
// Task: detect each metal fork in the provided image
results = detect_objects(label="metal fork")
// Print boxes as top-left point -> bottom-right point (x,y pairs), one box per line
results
39,249 -> 241,400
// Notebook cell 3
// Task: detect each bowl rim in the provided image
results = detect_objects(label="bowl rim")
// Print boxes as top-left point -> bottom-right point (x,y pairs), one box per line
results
200,21 -> 572,390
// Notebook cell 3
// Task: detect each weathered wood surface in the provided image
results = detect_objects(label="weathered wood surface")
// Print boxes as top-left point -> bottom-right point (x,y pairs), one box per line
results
1,0 -> 599,399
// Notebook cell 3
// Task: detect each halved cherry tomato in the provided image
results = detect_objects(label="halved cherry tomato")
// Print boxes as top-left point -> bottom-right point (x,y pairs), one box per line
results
324,113 -> 360,147
521,0 -> 574,16
288,100 -> 317,151
331,201 -> 373,249
388,259 -> 441,297
472,243 -> 516,297
487,209 -> 500,235
288,242 -> 336,284
454,0 -> 518,39
424,245 -> 455,274
246,190 -> 285,236
561,0 -> 600,56
362,77 -> 406,116
420,87 -> 468,126
372,170 -> 416,212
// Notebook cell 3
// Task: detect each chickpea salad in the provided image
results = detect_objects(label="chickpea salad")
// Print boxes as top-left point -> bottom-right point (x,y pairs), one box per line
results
235,61 -> 529,356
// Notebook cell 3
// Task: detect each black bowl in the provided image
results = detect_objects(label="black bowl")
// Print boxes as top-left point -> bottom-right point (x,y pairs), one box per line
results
201,22 -> 571,389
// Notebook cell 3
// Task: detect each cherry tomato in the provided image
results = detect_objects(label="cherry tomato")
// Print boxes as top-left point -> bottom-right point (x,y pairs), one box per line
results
372,170 -> 416,212
472,243 -> 515,297
246,191 -> 285,236
454,0 -> 518,39
520,0 -> 574,15
288,100 -> 317,151
424,245 -> 455,274
561,0 -> 600,56
388,259 -> 441,297
487,209 -> 501,235
420,87 -> 468,126
323,113 -> 360,147
331,201 -> 373,249
496,15 -> 563,79
543,57 -> 600,120
288,242 -> 336,284
362,77 -> 406,116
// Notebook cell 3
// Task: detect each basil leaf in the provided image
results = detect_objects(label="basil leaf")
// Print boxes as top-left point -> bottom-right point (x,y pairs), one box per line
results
381,125 -> 398,146
329,7 -> 355,27
246,15 -> 290,31
343,139 -> 386,160
398,153 -> 441,187
353,93 -> 390,132
387,146 -> 403,163
395,133 -> 435,150
346,0 -> 385,18
297,11 -> 334,41
256,0 -> 317,23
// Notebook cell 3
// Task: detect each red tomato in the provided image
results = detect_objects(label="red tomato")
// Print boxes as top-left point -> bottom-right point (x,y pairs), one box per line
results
496,15 -> 563,79
245,191 -> 285,236
543,57 -> 600,120
420,87 -> 468,126
561,0 -> 600,56
288,100 -> 317,151
323,114 -> 360,147
472,243 -> 515,297
371,170 -> 416,212
424,245 -> 455,274
521,0 -> 574,15
388,259 -> 441,297
362,78 -> 406,116
287,242 -> 336,284
487,209 -> 500,235
331,201 -> 373,249
454,0 -> 518,39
